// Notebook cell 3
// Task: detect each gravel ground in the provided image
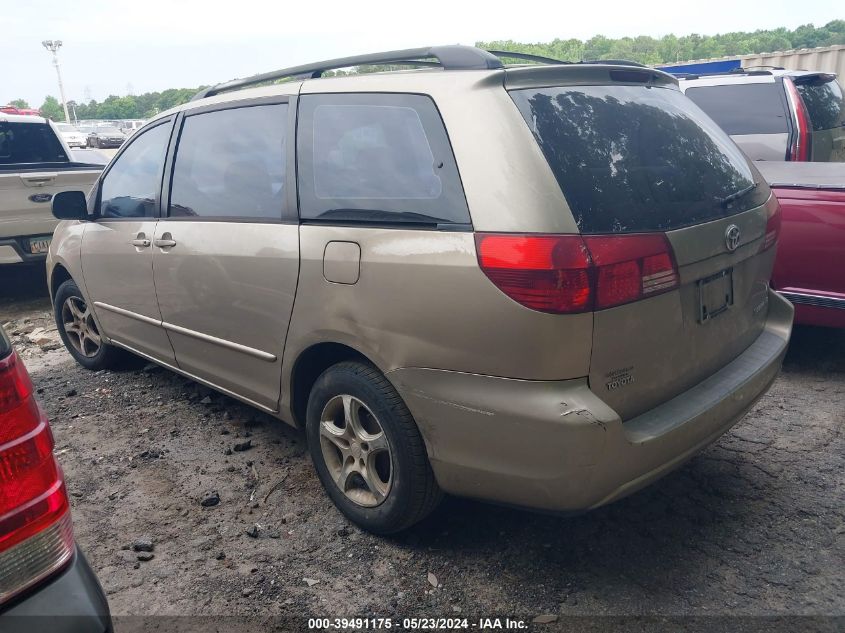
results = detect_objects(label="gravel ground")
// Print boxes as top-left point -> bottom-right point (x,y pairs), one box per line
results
1,265 -> 843,631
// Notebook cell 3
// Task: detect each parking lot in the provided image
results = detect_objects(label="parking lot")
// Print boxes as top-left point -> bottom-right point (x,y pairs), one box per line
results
0,264 -> 842,626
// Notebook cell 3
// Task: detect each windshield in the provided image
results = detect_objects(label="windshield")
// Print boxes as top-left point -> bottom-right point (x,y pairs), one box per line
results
510,84 -> 769,233
97,127 -> 122,134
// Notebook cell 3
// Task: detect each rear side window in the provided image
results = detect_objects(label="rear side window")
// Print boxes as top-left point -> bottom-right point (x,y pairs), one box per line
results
169,103 -> 288,220
0,122 -> 68,164
510,85 -> 767,234
99,121 -> 171,218
297,93 -> 469,227
796,78 -> 845,131
684,83 -> 789,135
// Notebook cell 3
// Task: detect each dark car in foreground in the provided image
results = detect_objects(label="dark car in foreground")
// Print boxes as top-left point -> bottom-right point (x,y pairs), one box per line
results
0,327 -> 111,631
757,161 -> 845,328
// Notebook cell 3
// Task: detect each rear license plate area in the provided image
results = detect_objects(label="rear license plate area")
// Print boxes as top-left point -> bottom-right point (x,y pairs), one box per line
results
698,268 -> 734,323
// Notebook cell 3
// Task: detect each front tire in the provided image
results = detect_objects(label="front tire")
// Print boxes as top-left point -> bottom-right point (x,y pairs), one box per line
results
54,279 -> 124,370
306,361 -> 442,534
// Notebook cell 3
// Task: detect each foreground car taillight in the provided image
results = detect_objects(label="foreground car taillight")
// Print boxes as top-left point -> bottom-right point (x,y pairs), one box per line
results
475,232 -> 679,313
0,351 -> 73,605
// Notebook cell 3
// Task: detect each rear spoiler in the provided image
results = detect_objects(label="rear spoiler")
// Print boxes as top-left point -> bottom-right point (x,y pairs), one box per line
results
790,72 -> 838,86
504,64 -> 678,90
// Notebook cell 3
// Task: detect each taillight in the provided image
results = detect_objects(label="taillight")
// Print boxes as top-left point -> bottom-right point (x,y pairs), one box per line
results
583,234 -> 680,310
0,351 -> 73,605
474,234 -> 593,313
761,200 -> 782,251
475,232 -> 679,313
785,78 -> 812,162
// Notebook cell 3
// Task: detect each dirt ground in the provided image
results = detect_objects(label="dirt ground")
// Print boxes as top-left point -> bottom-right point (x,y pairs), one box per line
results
1,264 -> 843,630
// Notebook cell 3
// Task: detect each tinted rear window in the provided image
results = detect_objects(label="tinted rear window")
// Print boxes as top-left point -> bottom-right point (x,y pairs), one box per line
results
796,78 -> 845,131
0,121 -> 68,164
684,83 -> 789,135
510,85 -> 767,234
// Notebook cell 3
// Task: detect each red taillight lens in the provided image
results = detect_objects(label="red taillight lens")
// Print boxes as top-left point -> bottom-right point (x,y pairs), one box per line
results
785,78 -> 812,162
0,351 -> 73,604
475,232 -> 679,313
762,200 -> 782,251
475,234 -> 593,313
583,233 -> 679,310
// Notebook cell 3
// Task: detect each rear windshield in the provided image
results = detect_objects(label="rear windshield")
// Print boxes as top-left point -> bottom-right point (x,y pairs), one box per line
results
683,83 -> 789,135
796,78 -> 845,131
510,85 -> 768,234
0,121 -> 69,164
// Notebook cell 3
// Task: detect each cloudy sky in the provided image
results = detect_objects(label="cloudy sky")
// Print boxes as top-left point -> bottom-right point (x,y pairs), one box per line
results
1,0 -> 840,107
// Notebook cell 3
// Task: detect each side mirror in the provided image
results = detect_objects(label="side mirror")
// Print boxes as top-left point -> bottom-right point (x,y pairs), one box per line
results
52,190 -> 89,220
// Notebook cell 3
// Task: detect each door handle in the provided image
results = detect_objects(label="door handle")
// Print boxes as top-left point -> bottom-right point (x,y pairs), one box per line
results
131,232 -> 150,248
154,232 -> 176,248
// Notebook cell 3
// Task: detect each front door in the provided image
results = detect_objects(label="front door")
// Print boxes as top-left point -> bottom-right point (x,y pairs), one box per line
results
152,101 -> 298,411
81,118 -> 176,362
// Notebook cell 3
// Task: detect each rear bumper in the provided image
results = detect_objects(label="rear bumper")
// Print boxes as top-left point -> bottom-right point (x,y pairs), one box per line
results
389,290 -> 793,513
0,547 -> 112,632
0,238 -> 48,265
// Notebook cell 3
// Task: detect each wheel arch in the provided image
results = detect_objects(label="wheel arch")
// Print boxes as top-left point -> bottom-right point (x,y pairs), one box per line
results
50,263 -> 73,301
289,341 -> 381,428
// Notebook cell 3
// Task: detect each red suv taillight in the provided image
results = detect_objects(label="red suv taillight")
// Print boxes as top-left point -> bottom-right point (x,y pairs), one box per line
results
785,78 -> 812,162
0,350 -> 73,605
475,232 -> 679,313
761,200 -> 782,252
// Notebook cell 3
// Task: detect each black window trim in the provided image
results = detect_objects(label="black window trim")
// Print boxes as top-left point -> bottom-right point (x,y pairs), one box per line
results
93,116 -> 176,222
161,96 -> 297,224
294,91 -> 473,232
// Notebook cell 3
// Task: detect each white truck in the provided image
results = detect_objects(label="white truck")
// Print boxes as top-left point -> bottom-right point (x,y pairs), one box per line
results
0,113 -> 103,265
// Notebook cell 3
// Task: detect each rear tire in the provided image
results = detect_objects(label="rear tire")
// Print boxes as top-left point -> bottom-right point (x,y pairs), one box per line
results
54,279 -> 124,370
306,361 -> 442,534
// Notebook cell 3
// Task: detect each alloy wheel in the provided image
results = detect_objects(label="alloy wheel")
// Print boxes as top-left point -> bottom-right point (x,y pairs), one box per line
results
318,394 -> 393,507
61,296 -> 102,358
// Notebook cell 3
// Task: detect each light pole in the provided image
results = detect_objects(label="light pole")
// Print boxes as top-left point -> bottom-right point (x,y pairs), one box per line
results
41,39 -> 71,123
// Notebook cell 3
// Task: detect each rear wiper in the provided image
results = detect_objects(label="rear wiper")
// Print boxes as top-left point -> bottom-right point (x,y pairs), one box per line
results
719,182 -> 758,208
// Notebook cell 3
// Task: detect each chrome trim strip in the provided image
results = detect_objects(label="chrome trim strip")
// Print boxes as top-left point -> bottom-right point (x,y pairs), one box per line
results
92,302 -> 277,362
162,322 -> 277,362
109,340 -> 279,413
779,291 -> 845,310
93,301 -> 162,326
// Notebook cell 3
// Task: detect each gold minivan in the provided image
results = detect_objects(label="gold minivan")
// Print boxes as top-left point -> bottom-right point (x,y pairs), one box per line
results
47,46 -> 793,533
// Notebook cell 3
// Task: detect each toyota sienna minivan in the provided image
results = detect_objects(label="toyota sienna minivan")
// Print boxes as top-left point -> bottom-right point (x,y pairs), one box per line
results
47,46 -> 793,533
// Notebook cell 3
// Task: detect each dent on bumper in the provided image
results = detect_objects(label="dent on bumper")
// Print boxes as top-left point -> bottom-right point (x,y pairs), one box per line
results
389,290 -> 793,513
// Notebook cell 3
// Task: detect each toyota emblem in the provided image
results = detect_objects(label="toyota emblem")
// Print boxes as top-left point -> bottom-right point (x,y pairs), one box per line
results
725,224 -> 741,252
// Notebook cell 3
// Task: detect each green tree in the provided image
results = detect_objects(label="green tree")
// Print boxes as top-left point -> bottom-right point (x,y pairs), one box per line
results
477,20 -> 845,65
9,98 -> 30,109
39,96 -> 64,121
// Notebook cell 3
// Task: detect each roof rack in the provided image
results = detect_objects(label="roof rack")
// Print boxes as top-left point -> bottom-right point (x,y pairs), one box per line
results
193,45 -> 648,101
192,45 -> 503,100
